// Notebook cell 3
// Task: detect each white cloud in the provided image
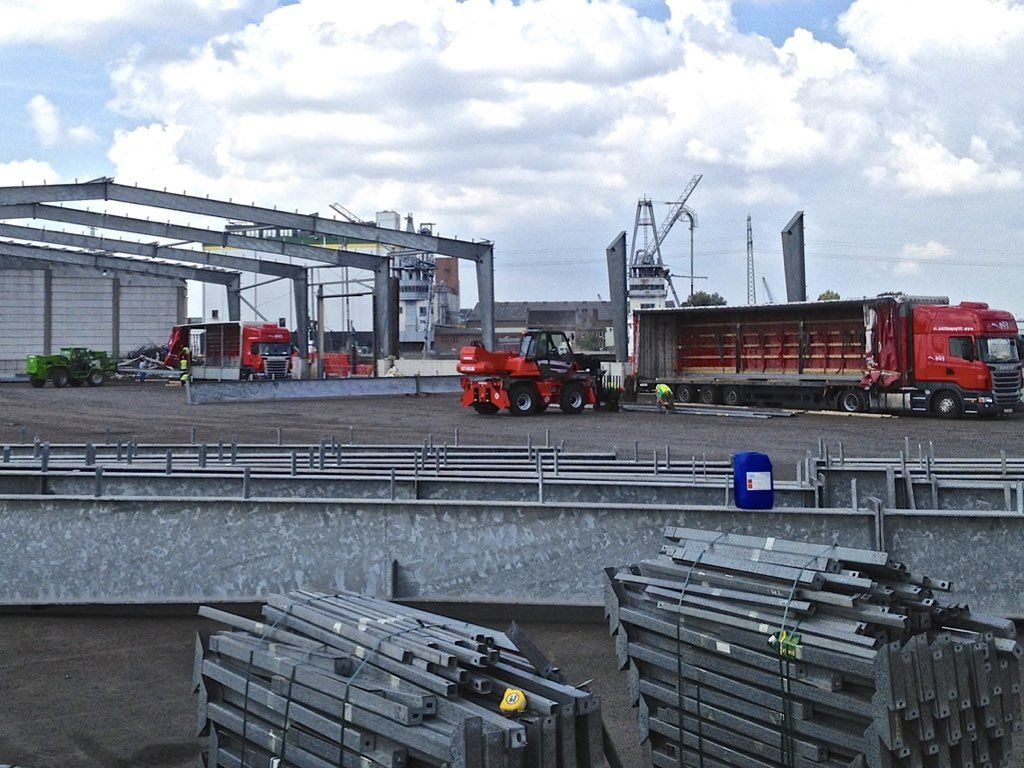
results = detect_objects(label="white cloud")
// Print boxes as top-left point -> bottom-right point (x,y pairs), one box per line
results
25,94 -> 100,147
26,95 -> 60,147
840,0 -> 1024,66
0,159 -> 60,186
894,241 -> 952,276
866,131 -> 1022,196
0,0 -> 267,47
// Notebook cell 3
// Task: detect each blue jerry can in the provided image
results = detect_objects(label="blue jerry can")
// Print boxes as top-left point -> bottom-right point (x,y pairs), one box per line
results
733,452 -> 774,509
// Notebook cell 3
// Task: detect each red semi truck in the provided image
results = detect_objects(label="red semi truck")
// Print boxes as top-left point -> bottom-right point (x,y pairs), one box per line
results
165,321 -> 293,381
632,295 -> 1022,418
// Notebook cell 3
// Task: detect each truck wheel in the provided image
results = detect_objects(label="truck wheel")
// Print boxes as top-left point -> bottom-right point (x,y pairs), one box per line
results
722,386 -> 741,406
559,382 -> 587,414
674,384 -> 696,403
472,402 -> 499,415
838,388 -> 866,413
29,377 -> 45,388
932,391 -> 963,419
698,386 -> 720,405
508,382 -> 539,416
86,370 -> 105,387
51,368 -> 69,388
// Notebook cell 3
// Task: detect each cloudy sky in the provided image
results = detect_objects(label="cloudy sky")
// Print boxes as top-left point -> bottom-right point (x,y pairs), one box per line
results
2,0 -> 1023,316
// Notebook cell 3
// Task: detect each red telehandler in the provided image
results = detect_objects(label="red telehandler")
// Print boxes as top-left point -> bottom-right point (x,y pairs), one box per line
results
457,329 -> 620,415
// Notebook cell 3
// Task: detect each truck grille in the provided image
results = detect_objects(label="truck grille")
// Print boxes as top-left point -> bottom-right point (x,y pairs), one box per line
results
989,365 -> 1022,406
265,359 -> 289,379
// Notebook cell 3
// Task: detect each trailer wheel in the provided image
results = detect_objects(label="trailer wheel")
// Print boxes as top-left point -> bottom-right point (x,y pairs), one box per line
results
28,377 -> 45,388
559,382 -> 587,414
722,386 -> 741,407
674,384 -> 696,403
51,368 -> 69,388
508,382 -> 539,416
931,391 -> 963,419
472,402 -> 499,415
698,386 -> 720,405
86,370 -> 105,387
838,388 -> 866,413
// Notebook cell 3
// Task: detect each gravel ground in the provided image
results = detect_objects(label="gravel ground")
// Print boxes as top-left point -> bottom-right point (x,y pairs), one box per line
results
1,381 -> 1021,767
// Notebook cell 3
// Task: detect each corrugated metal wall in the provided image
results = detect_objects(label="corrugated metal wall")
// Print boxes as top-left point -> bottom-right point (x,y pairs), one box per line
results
0,267 -> 184,375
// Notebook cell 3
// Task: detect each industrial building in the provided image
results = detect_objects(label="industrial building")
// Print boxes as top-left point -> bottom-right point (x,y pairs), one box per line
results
0,264 -> 185,375
433,300 -> 615,356
0,179 -> 496,377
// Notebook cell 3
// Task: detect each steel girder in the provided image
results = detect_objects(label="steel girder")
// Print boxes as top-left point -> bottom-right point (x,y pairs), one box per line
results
0,241 -> 238,287
0,180 -> 497,352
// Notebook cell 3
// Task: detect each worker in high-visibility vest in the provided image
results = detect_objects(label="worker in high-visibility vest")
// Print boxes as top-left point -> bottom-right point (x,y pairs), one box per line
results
655,382 -> 674,413
179,346 -> 191,383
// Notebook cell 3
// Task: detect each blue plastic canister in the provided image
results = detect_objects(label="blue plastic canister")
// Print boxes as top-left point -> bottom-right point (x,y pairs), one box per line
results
733,452 -> 774,509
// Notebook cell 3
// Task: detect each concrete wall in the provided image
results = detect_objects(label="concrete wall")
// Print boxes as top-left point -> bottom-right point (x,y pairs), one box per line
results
0,267 -> 184,375
0,271 -> 45,374
377,358 -> 460,376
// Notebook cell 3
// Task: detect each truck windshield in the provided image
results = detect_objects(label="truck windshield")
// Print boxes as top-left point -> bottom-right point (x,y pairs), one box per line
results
978,337 -> 1020,364
258,343 -> 291,356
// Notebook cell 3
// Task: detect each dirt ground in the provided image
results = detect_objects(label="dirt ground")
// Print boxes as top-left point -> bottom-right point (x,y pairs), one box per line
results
1,382 -> 1022,767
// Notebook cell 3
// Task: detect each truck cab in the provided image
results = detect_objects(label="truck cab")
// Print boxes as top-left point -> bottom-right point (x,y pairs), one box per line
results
913,303 -> 1021,415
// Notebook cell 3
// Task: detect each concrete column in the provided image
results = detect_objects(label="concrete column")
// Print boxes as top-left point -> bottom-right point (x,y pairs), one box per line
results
111,276 -> 121,358
176,283 -> 187,324
476,245 -> 495,350
373,261 -> 393,360
226,276 -> 241,321
292,270 -> 309,379
606,231 -> 628,362
42,268 -> 52,355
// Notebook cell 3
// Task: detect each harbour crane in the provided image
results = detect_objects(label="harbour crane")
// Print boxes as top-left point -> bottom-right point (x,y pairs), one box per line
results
629,174 -> 702,305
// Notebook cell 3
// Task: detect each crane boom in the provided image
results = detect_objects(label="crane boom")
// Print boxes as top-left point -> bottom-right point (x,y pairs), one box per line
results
651,174 -> 702,258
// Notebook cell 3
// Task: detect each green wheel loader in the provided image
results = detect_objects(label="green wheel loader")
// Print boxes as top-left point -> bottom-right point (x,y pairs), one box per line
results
26,348 -> 116,389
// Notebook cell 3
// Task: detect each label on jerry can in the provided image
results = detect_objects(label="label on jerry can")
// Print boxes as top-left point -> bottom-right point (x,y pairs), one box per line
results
745,471 -> 772,491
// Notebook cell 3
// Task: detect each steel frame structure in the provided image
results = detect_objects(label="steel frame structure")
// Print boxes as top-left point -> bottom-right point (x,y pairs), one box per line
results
0,179 -> 496,367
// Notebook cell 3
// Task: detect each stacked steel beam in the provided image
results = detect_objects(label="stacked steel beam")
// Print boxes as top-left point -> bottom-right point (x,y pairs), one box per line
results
196,589 -> 605,768
605,527 -> 1022,768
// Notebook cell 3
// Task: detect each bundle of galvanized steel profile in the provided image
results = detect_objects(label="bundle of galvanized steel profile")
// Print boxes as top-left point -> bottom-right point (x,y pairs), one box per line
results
196,589 -> 605,768
604,527 -> 1023,768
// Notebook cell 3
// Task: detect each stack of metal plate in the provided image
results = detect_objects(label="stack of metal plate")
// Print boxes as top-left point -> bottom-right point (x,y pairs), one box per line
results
604,527 -> 1022,768
196,589 -> 606,768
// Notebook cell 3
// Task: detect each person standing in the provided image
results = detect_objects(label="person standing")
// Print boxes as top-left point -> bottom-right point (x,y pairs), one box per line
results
179,346 -> 191,384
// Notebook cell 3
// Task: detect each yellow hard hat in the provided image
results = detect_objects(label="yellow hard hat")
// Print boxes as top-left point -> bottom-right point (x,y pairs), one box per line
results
499,687 -> 527,714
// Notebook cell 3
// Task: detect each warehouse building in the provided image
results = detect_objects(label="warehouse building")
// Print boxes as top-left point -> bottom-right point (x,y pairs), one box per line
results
0,264 -> 186,376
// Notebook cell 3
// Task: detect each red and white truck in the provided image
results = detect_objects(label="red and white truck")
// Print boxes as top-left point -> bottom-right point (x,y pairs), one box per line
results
165,321 -> 293,381
632,295 -> 1022,418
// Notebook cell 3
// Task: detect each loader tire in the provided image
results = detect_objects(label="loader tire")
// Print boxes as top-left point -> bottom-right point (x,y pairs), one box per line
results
87,370 -> 105,387
559,382 -> 587,414
508,382 -> 539,416
51,368 -> 69,388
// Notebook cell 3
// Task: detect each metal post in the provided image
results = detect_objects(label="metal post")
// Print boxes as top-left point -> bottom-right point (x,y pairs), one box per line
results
94,466 -> 103,498
199,444 -> 207,469
2,445 -> 9,463
242,466 -> 251,499
40,443 -> 49,473
454,427 -> 459,447
85,443 -> 95,466
545,428 -> 550,448
390,468 -> 396,501
191,425 -> 197,445
293,268 -> 310,379
291,450 -> 297,477
20,426 -> 28,444
276,427 -> 282,446
165,449 -> 172,475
